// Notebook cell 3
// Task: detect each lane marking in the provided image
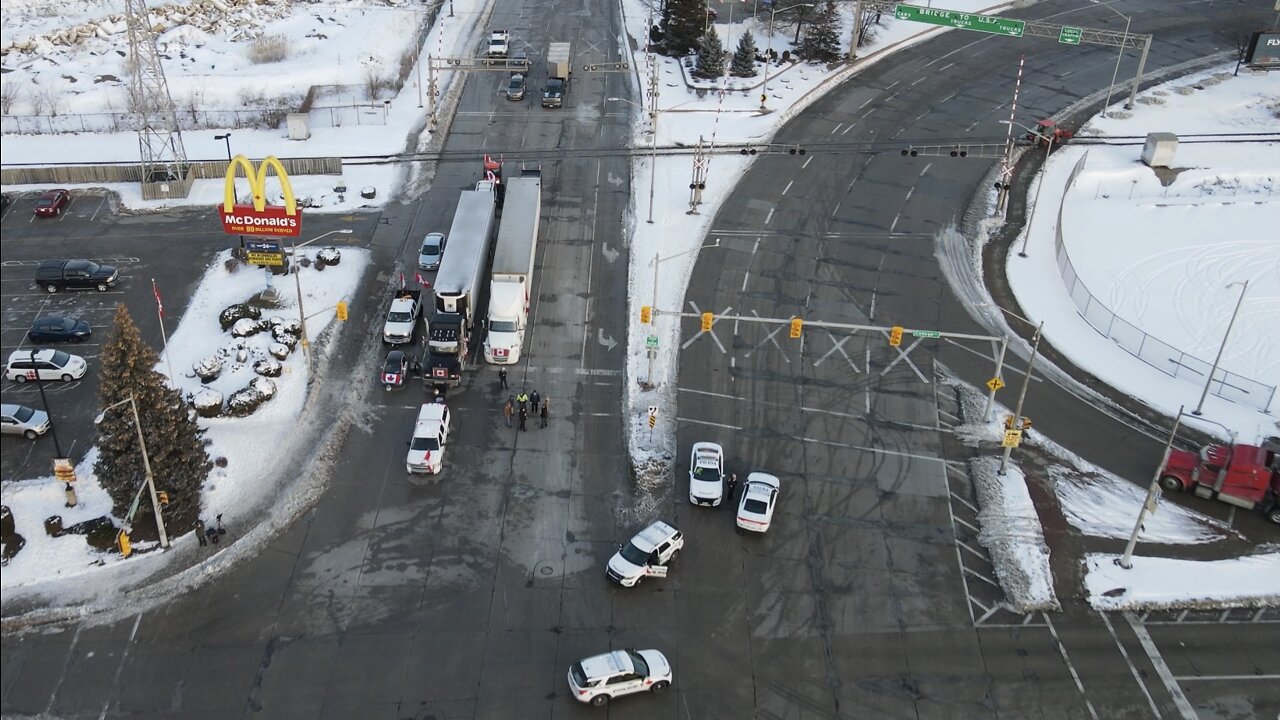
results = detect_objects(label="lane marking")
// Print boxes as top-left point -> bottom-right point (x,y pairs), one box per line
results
1044,613 -> 1102,720
1125,611 -> 1197,719
781,180 -> 794,196
1099,611 -> 1162,718
525,366 -> 622,377
680,387 -> 738,400
677,417 -> 742,430
1173,674 -> 1280,681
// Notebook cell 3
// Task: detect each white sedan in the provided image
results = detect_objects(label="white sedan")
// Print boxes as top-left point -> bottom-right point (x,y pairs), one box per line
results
688,441 -> 725,507
736,472 -> 780,532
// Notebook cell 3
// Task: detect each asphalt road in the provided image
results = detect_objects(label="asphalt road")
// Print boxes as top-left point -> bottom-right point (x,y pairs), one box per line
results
3,0 -> 1279,719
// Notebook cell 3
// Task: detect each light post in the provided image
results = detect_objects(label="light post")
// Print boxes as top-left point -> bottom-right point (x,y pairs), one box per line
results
24,348 -> 76,507
988,305 -> 1043,476
1091,1 -> 1132,117
1193,279 -> 1248,416
289,229 -> 354,368
213,133 -> 233,162
95,394 -> 169,550
646,239 -> 721,387
608,96 -> 659,224
1000,119 -> 1056,258
761,3 -> 814,111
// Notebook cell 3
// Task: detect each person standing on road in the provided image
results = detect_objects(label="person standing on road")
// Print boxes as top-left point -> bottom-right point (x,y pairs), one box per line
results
539,399 -> 549,428
530,389 -> 542,412
518,405 -> 528,431
516,390 -> 529,412
503,397 -> 514,427
498,367 -> 508,390
726,473 -> 738,502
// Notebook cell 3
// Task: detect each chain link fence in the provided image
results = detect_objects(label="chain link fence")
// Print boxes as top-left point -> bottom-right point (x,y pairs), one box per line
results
1053,152 -> 1274,413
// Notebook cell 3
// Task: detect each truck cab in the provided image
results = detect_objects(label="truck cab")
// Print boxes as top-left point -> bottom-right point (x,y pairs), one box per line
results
1161,443 -> 1280,524
405,403 -> 451,474
425,313 -> 466,388
383,290 -> 421,345
487,30 -> 510,58
542,77 -> 565,108
484,282 -> 527,364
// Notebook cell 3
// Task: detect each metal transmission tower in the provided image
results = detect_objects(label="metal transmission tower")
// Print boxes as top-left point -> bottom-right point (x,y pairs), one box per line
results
124,0 -> 192,199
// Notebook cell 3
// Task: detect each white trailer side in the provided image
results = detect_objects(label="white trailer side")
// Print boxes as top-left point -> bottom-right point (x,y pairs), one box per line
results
484,174 -> 542,364
433,187 -> 497,324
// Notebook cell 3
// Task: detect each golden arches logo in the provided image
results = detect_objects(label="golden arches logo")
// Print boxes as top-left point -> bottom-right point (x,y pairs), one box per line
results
220,154 -> 302,237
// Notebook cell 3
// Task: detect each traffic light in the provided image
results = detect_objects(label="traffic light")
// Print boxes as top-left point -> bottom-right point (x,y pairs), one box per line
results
640,305 -> 652,324
117,530 -> 132,558
336,301 -> 349,321
789,317 -> 803,339
888,326 -> 904,347
1020,417 -> 1032,430
156,490 -> 170,506
1004,415 -> 1015,429
700,312 -> 714,332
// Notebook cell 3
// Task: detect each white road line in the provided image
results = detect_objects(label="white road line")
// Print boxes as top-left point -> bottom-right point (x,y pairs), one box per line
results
681,387 -> 738,400
525,366 -> 622,377
1043,614 -> 1102,720
581,161 -> 602,369
97,613 -> 143,720
677,417 -> 742,430
1125,611 -> 1197,719
801,155 -> 814,169
890,212 -> 900,232
1099,611 -> 1162,718
764,207 -> 774,225
841,123 -> 857,136
1173,674 -> 1280,681
796,435 -> 944,464
919,163 -> 932,178
781,180 -> 794,195
829,123 -> 843,135
859,97 -> 874,110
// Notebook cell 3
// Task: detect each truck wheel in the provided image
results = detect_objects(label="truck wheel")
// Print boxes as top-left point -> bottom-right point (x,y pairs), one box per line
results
1159,475 -> 1183,493
667,550 -> 679,564
45,284 -> 58,293
1267,507 -> 1280,525
651,680 -> 670,693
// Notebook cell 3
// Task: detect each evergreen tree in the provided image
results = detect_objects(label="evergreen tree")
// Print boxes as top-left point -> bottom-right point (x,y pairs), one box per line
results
731,30 -> 758,77
695,25 -> 726,78
796,0 -> 842,63
95,303 -> 210,539
661,0 -> 709,56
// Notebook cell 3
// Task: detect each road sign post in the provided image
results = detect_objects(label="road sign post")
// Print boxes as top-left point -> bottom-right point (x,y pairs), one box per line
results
1058,26 -> 1082,45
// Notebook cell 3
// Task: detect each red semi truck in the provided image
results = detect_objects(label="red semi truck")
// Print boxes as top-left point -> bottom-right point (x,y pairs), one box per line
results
1160,443 -> 1280,524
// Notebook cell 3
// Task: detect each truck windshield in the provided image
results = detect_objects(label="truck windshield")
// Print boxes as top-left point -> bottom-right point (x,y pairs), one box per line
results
490,320 -> 518,333
388,311 -> 413,323
411,436 -> 441,452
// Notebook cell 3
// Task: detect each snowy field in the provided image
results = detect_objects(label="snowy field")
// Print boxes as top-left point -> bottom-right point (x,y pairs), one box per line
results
1,0 -> 1276,612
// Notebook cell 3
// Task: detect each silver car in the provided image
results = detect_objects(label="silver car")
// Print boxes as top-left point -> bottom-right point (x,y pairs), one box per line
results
506,73 -> 526,101
418,232 -> 446,271
1,403 -> 50,439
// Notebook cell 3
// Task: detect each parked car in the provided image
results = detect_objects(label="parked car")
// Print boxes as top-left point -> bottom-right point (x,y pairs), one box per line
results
405,402 -> 451,474
567,648 -> 672,706
418,232 -> 446,271
33,189 -> 70,217
28,316 -> 92,344
606,521 -> 682,587
505,73 -> 526,101
381,350 -> 411,390
5,348 -> 87,383
510,49 -> 529,68
36,259 -> 120,293
1,404 -> 50,439
688,441 -> 725,506
736,473 -> 781,532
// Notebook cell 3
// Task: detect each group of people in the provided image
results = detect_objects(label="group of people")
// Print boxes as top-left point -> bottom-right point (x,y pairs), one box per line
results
502,383 -> 549,431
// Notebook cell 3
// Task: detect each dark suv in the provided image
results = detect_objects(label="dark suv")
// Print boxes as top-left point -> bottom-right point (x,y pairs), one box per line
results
36,260 -> 120,293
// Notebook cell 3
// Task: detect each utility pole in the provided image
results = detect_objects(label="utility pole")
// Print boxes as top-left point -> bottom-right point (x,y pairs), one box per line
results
1119,407 -> 1183,569
688,136 -> 708,214
998,322 -> 1042,476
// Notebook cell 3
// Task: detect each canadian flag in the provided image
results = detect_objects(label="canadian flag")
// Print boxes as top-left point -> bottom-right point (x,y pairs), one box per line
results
152,279 -> 164,317
416,272 -> 431,288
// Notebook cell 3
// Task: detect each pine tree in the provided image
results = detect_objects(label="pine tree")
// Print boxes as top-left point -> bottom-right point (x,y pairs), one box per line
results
796,0 -> 842,63
661,0 -> 709,57
695,25 -> 726,78
95,303 -> 210,540
731,30 -> 758,77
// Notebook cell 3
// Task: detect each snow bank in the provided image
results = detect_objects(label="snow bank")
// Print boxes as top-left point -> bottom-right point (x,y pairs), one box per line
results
1084,552 -> 1280,610
970,456 -> 1059,611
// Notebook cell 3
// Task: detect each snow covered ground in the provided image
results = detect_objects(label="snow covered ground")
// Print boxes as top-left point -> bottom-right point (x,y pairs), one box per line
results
1,0 -> 1276,612
1085,552 -> 1280,610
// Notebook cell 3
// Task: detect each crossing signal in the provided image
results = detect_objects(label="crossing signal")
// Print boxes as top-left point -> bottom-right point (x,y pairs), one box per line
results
889,326 -> 904,347
117,530 -> 132,558
700,312 -> 714,332
789,317 -> 803,339
156,490 -> 170,506
640,305 -> 652,324
336,301 -> 349,321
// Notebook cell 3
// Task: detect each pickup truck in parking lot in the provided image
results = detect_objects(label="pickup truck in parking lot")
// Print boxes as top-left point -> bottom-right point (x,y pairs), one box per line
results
36,259 -> 119,293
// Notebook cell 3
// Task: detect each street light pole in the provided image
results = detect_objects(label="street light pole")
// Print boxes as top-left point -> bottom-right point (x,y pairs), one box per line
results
1119,406 -> 1183,569
761,4 -> 814,111
998,321 -> 1042,476
1091,1 -> 1132,118
1193,279 -> 1248,416
1000,119 -> 1057,258
97,394 -> 169,549
213,133 -> 232,162
646,239 -> 721,387
289,229 -> 354,370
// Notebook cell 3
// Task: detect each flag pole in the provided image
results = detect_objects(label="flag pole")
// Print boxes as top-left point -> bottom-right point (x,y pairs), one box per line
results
152,278 -> 177,388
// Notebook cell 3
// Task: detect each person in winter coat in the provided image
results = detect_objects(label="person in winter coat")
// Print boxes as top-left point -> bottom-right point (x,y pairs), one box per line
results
516,391 -> 529,412
518,405 -> 528,431
530,389 -> 542,412
503,397 -> 514,427
539,399 -> 549,428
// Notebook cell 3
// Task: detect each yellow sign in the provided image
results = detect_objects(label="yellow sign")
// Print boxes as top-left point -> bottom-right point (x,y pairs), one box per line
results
986,377 -> 1005,391
648,415 -> 656,429
1001,429 -> 1023,448
246,251 -> 285,267
789,317 -> 803,339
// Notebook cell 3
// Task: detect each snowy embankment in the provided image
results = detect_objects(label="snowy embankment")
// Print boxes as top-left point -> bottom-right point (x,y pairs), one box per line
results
969,457 -> 1060,611
1084,552 -> 1280,610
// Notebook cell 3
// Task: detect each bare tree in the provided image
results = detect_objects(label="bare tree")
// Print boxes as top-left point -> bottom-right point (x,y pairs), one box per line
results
0,82 -> 20,115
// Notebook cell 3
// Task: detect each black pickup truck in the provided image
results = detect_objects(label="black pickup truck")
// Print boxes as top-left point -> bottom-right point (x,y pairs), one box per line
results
37,259 -> 120,293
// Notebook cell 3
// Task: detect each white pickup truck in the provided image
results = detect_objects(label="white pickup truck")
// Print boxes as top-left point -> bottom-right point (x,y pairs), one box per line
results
383,289 -> 422,345
487,30 -> 510,58
405,403 -> 451,474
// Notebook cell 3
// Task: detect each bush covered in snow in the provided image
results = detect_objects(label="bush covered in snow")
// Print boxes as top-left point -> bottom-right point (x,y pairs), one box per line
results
192,388 -> 224,418
226,377 -> 276,417
193,355 -> 222,382
268,342 -> 290,360
219,303 -> 262,331
231,318 -> 262,338
253,357 -> 282,377
317,247 -> 341,266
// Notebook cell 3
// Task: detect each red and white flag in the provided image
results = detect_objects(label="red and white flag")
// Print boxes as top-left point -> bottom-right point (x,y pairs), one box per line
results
416,272 -> 432,289
152,279 -> 164,317
399,271 -> 406,289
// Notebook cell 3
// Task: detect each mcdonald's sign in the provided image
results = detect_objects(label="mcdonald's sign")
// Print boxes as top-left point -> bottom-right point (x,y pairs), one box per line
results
221,154 -> 302,237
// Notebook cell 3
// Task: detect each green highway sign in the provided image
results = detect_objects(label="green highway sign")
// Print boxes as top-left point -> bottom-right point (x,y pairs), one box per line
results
912,329 -> 942,339
1058,26 -> 1083,45
894,4 -> 1026,38
646,335 -> 659,349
